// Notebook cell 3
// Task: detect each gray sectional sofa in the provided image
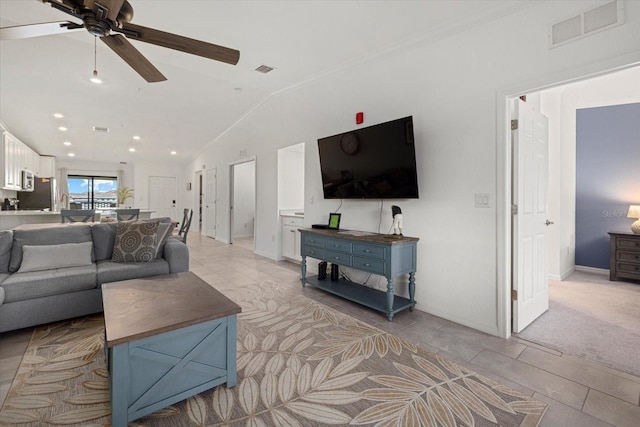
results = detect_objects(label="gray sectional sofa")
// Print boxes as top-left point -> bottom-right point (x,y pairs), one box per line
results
0,222 -> 189,333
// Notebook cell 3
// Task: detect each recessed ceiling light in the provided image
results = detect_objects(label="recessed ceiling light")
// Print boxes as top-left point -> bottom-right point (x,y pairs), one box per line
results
63,141 -> 72,146
58,126 -> 67,131
68,153 -> 75,157
133,135 -> 141,140
129,148 -> 136,152
171,151 -> 177,155
53,113 -> 64,118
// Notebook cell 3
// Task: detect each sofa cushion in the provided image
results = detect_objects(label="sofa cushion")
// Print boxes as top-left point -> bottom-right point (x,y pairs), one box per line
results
18,242 -> 93,273
112,221 -> 159,263
0,230 -> 12,273
91,222 -> 118,261
2,264 -> 97,303
97,259 -> 169,285
9,225 -> 93,273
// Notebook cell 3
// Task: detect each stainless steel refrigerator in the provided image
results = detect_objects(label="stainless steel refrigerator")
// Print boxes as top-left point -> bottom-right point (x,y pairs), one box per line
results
17,177 -> 57,211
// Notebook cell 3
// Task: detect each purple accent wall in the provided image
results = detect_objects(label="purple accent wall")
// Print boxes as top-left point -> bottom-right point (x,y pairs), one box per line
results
575,103 -> 640,269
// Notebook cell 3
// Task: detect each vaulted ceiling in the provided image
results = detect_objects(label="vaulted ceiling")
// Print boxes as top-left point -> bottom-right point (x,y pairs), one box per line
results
0,0 -> 531,164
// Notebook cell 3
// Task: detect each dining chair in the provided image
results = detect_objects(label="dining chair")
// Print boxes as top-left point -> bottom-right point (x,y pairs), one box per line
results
61,209 -> 97,223
173,209 -> 193,244
115,208 -> 140,221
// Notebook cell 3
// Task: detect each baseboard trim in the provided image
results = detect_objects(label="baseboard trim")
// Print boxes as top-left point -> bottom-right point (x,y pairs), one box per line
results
575,265 -> 609,276
549,266 -> 576,281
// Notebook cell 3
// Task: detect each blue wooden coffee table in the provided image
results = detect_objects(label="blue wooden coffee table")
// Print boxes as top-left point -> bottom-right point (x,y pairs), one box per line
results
102,272 -> 241,426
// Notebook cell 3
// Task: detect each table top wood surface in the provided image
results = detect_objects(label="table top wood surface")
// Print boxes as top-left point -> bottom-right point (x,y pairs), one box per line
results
102,272 -> 242,347
300,228 -> 419,244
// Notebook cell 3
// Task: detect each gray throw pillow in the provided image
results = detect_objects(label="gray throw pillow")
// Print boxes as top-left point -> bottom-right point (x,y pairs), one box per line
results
112,221 -> 159,263
18,242 -> 93,273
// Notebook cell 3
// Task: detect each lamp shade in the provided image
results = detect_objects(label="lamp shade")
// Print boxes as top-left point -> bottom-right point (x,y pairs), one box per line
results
628,205 -> 640,219
628,205 -> 640,234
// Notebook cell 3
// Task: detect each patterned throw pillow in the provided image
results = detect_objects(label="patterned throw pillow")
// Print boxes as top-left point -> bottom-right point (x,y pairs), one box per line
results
154,221 -> 176,258
111,221 -> 159,263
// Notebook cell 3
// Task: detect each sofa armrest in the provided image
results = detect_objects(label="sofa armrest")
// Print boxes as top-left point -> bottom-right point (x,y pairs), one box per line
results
163,239 -> 189,273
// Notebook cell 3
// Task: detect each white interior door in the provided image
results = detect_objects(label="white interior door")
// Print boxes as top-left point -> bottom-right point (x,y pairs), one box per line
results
512,99 -> 550,333
149,176 -> 177,220
205,168 -> 217,238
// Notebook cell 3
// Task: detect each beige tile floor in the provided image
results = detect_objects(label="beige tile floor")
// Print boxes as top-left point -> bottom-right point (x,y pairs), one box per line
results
1,233 -> 639,426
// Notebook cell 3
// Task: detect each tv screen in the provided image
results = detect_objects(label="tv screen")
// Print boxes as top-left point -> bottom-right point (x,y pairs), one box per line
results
318,116 -> 419,199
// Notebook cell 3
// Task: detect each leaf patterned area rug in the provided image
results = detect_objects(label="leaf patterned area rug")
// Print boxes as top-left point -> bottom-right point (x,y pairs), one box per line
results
0,280 -> 547,426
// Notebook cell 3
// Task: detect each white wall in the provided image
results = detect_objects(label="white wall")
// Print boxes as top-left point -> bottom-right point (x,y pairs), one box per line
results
278,143 -> 305,211
232,160 -> 255,238
185,1 -> 640,335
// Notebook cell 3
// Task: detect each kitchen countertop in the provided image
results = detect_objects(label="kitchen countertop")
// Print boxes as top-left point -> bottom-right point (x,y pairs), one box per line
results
279,209 -> 304,217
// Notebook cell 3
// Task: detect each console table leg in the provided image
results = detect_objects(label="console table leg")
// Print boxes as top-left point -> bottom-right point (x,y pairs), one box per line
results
301,256 -> 307,287
409,272 -> 416,311
386,277 -> 394,321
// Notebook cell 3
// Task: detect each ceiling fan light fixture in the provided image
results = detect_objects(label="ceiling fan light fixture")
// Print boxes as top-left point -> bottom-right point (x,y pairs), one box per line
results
91,69 -> 102,84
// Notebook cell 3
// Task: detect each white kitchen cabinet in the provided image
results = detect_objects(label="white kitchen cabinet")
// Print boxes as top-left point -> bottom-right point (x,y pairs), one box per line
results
2,132 -> 21,190
39,155 -> 56,178
1,131 -> 44,190
282,215 -> 303,261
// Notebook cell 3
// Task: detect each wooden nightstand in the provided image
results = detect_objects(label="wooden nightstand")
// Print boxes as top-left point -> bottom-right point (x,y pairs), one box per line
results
608,231 -> 640,282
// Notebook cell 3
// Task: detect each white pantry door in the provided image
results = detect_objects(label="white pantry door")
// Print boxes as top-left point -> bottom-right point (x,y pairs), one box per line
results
149,176 -> 177,220
205,168 -> 217,238
512,99 -> 550,333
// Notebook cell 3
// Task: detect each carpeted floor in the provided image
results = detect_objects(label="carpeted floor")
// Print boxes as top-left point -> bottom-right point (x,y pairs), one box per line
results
0,278 -> 547,426
515,271 -> 640,377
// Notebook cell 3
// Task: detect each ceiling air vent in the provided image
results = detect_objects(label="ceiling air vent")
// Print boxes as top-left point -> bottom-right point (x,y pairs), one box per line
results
549,0 -> 623,48
255,65 -> 275,74
92,126 -> 109,133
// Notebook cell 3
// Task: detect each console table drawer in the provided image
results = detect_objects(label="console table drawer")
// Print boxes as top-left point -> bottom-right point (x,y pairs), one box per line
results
304,247 -> 325,259
304,235 -> 325,248
353,243 -> 386,260
325,238 -> 352,253
353,256 -> 386,275
617,238 -> 640,251
326,250 -> 350,265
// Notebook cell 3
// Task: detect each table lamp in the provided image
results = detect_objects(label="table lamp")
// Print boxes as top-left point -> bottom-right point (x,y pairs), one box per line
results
628,205 -> 640,234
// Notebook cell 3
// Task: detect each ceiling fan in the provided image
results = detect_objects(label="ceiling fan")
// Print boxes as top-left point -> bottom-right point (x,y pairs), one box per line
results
0,0 -> 240,82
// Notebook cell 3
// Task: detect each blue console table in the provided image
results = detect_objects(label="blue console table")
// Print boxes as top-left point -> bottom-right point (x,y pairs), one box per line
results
299,228 -> 418,321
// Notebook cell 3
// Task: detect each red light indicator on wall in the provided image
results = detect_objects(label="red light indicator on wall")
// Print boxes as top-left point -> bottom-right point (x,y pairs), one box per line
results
356,112 -> 364,124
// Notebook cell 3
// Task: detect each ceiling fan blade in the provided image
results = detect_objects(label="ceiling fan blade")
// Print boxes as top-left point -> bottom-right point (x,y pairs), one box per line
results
119,22 -> 240,65
0,21 -> 83,40
84,0 -> 126,22
101,34 -> 166,83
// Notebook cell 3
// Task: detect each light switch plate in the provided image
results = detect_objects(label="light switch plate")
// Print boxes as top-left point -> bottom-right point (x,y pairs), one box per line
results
475,193 -> 491,208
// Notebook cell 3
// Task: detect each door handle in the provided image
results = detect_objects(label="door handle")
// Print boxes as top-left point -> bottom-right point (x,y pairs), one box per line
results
545,220 -> 554,226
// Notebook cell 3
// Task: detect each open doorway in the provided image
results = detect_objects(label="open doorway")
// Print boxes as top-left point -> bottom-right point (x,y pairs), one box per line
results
229,158 -> 256,250
506,67 -> 640,376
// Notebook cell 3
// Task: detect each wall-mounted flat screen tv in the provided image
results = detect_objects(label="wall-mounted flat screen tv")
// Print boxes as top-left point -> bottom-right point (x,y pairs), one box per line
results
318,116 -> 419,199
